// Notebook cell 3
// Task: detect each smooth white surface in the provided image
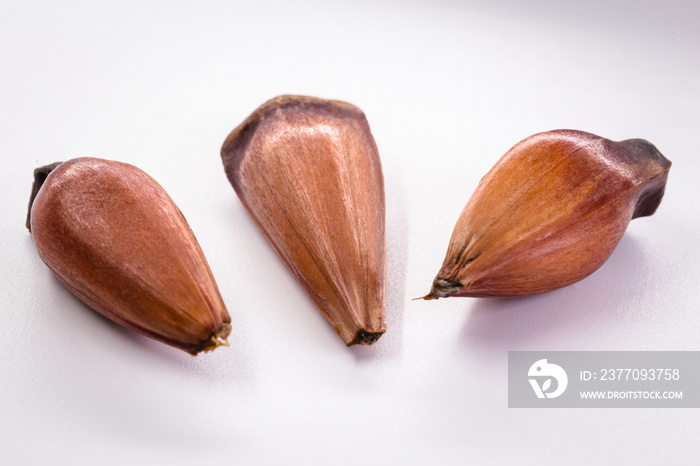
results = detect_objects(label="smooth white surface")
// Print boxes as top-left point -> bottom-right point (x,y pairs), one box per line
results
2,1 -> 699,464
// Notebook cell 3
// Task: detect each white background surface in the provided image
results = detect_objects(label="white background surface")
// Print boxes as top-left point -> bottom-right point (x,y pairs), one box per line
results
2,1 -> 699,464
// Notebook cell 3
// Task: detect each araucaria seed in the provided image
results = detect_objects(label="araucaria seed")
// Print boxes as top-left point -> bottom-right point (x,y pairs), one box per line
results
425,130 -> 671,299
221,95 -> 386,346
27,158 -> 231,355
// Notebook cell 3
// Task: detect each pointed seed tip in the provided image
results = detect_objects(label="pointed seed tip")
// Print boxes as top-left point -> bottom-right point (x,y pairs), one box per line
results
418,293 -> 437,301
428,277 -> 464,300
349,329 -> 384,346
190,322 -> 232,355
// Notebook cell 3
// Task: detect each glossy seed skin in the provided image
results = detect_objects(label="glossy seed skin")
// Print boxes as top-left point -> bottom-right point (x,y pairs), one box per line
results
426,130 -> 671,299
221,95 -> 386,346
28,158 -> 231,355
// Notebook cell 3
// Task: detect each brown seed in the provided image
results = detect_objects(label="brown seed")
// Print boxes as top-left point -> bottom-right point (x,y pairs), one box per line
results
27,158 -> 231,355
425,129 -> 671,299
221,95 -> 386,346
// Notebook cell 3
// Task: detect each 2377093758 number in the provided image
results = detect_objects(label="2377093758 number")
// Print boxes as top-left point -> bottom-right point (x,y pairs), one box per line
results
599,368 -> 680,381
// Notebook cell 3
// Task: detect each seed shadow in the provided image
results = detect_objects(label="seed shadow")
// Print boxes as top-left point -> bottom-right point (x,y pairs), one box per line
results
36,257 -> 253,386
108,314 -> 254,386
26,258 -> 235,447
456,234 -> 648,363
